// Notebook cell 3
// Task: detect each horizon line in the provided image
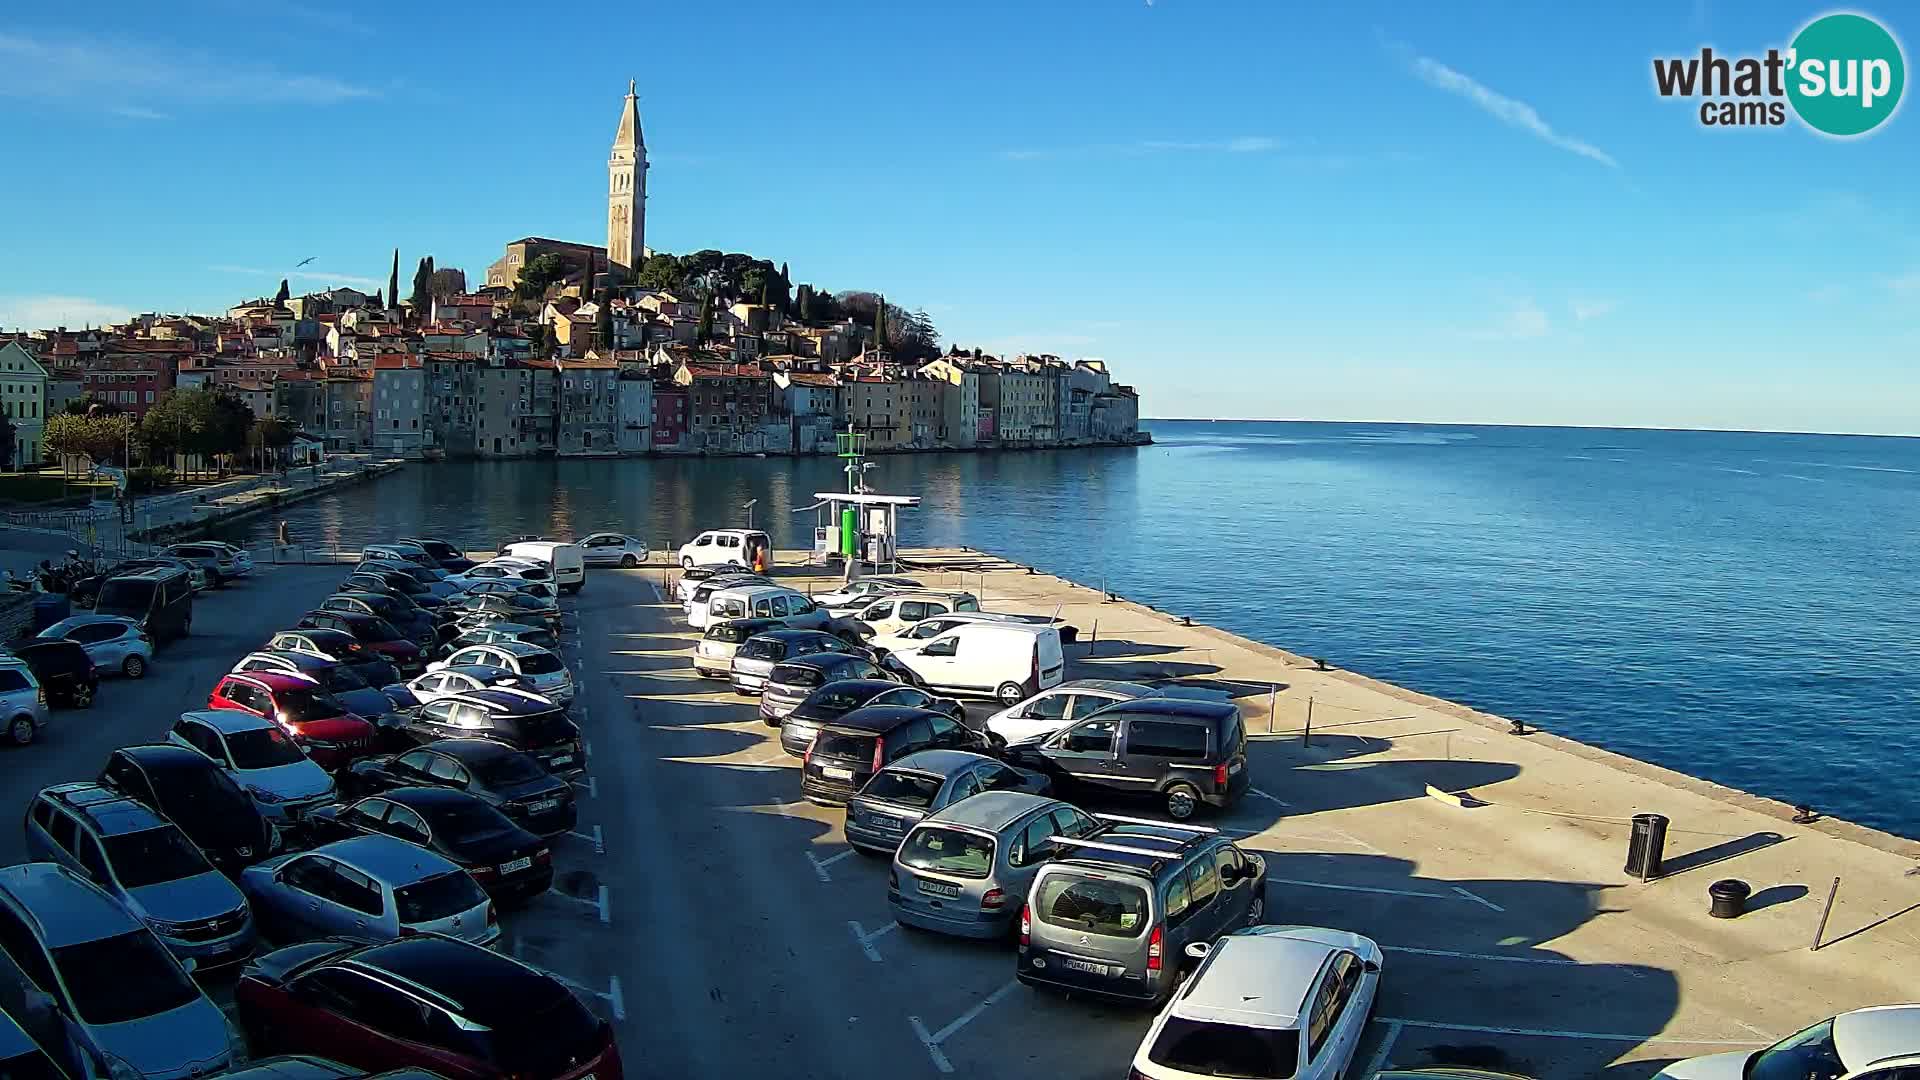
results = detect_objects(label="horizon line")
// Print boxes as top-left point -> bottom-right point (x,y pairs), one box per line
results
1140,417 -> 1920,441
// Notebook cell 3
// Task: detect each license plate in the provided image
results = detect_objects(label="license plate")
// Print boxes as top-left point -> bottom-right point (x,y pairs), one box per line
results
500,857 -> 533,874
1229,760 -> 1243,774
918,879 -> 962,898
821,766 -> 853,780
529,798 -> 560,813
550,754 -> 575,766
871,815 -> 899,832
1063,958 -> 1110,976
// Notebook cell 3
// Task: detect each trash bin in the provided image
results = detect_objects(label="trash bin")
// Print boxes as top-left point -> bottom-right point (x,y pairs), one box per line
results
1624,813 -> 1670,880
31,594 -> 71,633
1708,879 -> 1751,919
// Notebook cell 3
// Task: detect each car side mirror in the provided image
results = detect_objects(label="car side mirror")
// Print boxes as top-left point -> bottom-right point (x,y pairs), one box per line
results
1363,960 -> 1381,974
1183,942 -> 1211,961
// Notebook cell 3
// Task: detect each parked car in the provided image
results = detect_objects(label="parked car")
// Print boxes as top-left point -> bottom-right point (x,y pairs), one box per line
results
888,792 -> 1100,939
444,562 -> 551,591
800,706 -> 994,807
761,654 -> 891,729
192,1056 -> 365,1080
442,621 -> 558,652
502,541 -> 586,595
341,571 -> 449,610
675,567 -> 767,604
985,679 -> 1162,746
680,573 -> 771,614
24,783 -> 256,967
865,611 -> 1040,654
1018,820 -> 1268,1005
231,651 -> 407,731
0,657 -> 48,746
360,543 -> 439,571
885,622 -> 1066,706
460,579 -> 559,606
93,566 -> 195,642
678,528 -> 770,570
811,576 -> 923,609
302,787 -> 553,904
37,613 -> 153,678
0,863 -> 238,1080
11,640 -> 97,709
235,934 -> 622,1079
847,750 -> 1048,856
579,532 -> 649,568
207,671 -> 378,770
295,611 -> 426,676
690,585 -> 828,633
358,560 -> 457,597
431,642 -> 573,705
70,556 -> 206,608
99,744 -> 277,876
841,590 -> 982,639
693,617 -> 784,678
168,710 -> 337,824
1129,926 -> 1383,1080
396,665 -> 526,707
242,834 -> 498,947
163,542 -> 251,586
392,688 -> 584,777
445,593 -> 562,633
777,677 -> 965,753
729,629 -> 857,695
267,629 -> 402,687
398,536 -> 476,571
319,594 -> 438,650
1003,697 -> 1249,820
0,1004 -> 90,1080
1656,1006 -> 1920,1080
347,740 -> 577,837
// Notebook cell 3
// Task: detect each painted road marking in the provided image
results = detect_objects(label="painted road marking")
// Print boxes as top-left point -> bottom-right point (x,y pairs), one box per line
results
1380,1017 -> 1764,1045
752,749 -> 791,766
1224,825 -> 1384,856
1248,787 -> 1292,808
809,848 -> 855,882
572,776 -> 598,798
1382,945 -> 1579,966
909,978 -> 1021,1074
543,886 -> 612,925
565,825 -> 605,854
1362,1019 -> 1402,1078
1451,885 -> 1505,912
509,937 -> 627,1022
848,919 -> 898,962
647,581 -> 663,602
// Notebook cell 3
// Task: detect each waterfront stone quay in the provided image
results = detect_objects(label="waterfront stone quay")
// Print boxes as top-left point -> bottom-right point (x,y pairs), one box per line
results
614,546 -> 1917,1077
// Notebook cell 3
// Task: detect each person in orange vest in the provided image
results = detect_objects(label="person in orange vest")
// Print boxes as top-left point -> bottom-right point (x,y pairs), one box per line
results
751,537 -> 768,574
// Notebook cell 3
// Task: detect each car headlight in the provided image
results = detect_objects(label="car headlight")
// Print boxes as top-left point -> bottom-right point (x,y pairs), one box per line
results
104,1053 -> 142,1080
246,786 -> 286,804
147,917 -> 190,936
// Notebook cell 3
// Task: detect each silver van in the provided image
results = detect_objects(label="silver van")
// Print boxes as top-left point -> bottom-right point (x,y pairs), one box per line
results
1017,820 -> 1268,1005
888,792 -> 1105,940
847,750 -> 1048,855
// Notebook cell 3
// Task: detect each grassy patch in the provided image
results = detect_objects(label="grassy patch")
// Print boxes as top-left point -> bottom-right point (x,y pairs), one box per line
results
0,473 -> 115,506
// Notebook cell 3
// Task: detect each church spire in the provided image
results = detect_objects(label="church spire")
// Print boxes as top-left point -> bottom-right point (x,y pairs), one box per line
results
613,79 -> 643,151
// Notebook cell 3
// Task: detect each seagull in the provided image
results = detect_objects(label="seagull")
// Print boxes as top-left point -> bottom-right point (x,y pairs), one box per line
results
294,256 -> 317,268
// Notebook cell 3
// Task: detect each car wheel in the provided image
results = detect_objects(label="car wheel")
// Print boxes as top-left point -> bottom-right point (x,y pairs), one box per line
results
681,556 -> 694,570
8,715 -> 34,746
995,682 -> 1025,706
210,570 -> 224,588
123,654 -> 147,678
1246,895 -> 1265,926
73,683 -> 95,709
1165,783 -> 1201,821
620,554 -> 639,568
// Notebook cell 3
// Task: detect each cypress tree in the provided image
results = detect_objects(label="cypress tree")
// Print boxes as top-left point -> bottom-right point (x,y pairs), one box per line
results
274,279 -> 290,304
387,248 -> 400,311
874,294 -> 887,352
779,262 -> 791,313
696,290 -> 714,345
410,257 -> 431,314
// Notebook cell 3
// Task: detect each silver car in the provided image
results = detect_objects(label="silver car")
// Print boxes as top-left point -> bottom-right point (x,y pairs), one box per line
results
0,656 -> 49,746
444,622 -> 558,651
432,641 -> 572,705
889,792 -> 1103,940
167,710 -> 336,824
463,579 -> 558,604
242,833 -> 499,947
730,629 -> 855,695
579,531 -> 649,568
0,863 -> 238,1080
24,784 -> 255,967
163,543 -> 248,586
38,614 -> 154,679
847,750 -> 1049,855
812,576 -> 922,610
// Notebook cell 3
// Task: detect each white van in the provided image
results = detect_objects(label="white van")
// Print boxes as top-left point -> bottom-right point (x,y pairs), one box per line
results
505,541 -> 586,595
678,530 -> 771,570
886,622 -> 1065,706
691,585 -> 829,632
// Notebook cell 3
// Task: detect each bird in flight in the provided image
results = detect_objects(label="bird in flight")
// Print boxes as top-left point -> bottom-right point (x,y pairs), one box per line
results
294,256 -> 317,268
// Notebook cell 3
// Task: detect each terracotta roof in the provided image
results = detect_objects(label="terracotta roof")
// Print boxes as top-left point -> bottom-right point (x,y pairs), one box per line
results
373,354 -> 420,370
784,372 -> 839,387
561,357 -> 619,370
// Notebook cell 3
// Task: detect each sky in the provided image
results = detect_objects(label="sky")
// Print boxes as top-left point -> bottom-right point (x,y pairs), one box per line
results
1,1 -> 1915,434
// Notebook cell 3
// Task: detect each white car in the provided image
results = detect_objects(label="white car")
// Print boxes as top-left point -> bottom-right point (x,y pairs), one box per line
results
431,641 -> 573,705
811,576 -> 923,609
37,614 -> 153,678
580,532 -> 650,568
463,579 -> 559,606
984,679 -> 1160,744
403,664 -> 530,705
167,709 -> 336,823
842,591 -> 981,638
1657,1006 -> 1920,1080
866,611 -> 1035,655
444,561 -> 551,591
678,529 -> 770,570
1131,926 -> 1382,1080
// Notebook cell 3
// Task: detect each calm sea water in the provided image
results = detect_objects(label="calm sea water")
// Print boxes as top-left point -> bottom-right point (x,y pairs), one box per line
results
220,421 -> 1920,836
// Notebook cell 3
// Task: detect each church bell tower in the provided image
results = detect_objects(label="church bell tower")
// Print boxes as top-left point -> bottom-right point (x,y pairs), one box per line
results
608,80 -> 647,281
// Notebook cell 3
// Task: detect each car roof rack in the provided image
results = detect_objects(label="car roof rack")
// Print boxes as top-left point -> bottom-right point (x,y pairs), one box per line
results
1091,813 -> 1218,834
1048,836 -> 1199,862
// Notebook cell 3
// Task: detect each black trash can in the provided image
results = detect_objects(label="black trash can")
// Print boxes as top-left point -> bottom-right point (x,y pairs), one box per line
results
1624,813 -> 1670,880
1708,879 -> 1751,919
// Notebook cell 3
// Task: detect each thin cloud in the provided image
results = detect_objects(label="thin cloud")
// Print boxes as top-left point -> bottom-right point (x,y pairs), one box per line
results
1471,300 -> 1551,340
0,32 -> 377,112
109,105 -> 169,121
1571,298 -> 1618,321
0,296 -> 135,331
1408,54 -> 1619,168
1889,271 -> 1920,296
999,137 -> 1284,160
209,264 -> 384,289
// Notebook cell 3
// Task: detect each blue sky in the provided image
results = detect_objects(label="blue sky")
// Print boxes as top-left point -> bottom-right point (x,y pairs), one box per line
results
1,1 -> 1915,433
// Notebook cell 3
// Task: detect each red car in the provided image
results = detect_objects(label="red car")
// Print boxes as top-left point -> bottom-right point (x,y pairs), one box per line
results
209,671 -> 377,769
236,935 -> 622,1080
297,610 -> 427,676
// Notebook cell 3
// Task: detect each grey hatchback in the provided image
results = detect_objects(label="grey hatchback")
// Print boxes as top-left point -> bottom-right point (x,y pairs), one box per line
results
730,629 -> 856,695
1017,820 -> 1268,1005
888,792 -> 1104,940
761,653 -> 889,727
847,750 -> 1049,855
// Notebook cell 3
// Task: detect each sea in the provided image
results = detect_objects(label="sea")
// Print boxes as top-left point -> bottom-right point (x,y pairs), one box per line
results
216,420 -> 1920,837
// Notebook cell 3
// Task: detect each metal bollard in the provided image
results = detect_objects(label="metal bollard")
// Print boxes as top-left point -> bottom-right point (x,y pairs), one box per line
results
1811,877 -> 1841,950
1302,697 -> 1314,747
1708,879 -> 1750,918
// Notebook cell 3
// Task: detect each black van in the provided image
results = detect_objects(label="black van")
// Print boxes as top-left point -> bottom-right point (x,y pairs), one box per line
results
13,640 -> 97,708
1002,698 -> 1249,821
92,567 -> 194,643
800,705 -> 993,807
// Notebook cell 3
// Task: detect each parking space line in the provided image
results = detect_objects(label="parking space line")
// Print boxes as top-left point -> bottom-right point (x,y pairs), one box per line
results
1224,826 -> 1384,855
542,886 -> 611,925
1450,886 -> 1505,912
507,936 -> 626,1022
1248,787 -> 1292,808
1362,1019 -> 1402,1078
848,919 -> 898,962
908,1017 -> 953,1074
809,848 -> 855,882
597,884 -> 611,925
565,825 -> 605,854
909,978 -> 1022,1074
1381,1017 -> 1764,1045
572,776 -> 597,798
1382,945 -> 1578,966
1266,876 -> 1459,902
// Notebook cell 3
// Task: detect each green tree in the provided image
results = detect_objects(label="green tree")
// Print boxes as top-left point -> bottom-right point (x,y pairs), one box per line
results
778,262 -> 791,313
410,256 -> 432,313
515,253 -> 572,300
49,414 -> 134,467
636,253 -> 683,291
427,266 -> 466,299
873,294 -> 887,353
0,413 -> 16,471
695,290 -> 714,345
274,279 -> 290,304
595,291 -> 614,349
373,288 -> 384,308
388,248 -> 400,310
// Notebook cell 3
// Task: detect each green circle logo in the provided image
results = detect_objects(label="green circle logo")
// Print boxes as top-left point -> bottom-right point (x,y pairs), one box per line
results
1787,12 -> 1906,136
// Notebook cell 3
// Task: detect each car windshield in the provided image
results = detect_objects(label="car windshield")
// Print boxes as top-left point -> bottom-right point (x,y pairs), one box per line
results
357,618 -> 404,642
323,664 -> 370,691
813,730 -> 876,763
395,871 -> 487,924
1747,1019 -> 1844,1080
425,802 -> 514,844
861,771 -> 942,807
773,664 -> 825,689
1036,876 -> 1149,938
1148,1017 -> 1300,1079
52,930 -> 199,1025
705,623 -> 753,644
518,628 -> 555,647
516,652 -> 565,676
475,753 -> 545,786
738,638 -> 787,661
94,580 -> 156,615
899,826 -> 994,878
807,685 -> 878,712
152,768 -> 257,833
104,827 -> 212,888
225,727 -> 307,769
276,688 -> 347,722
